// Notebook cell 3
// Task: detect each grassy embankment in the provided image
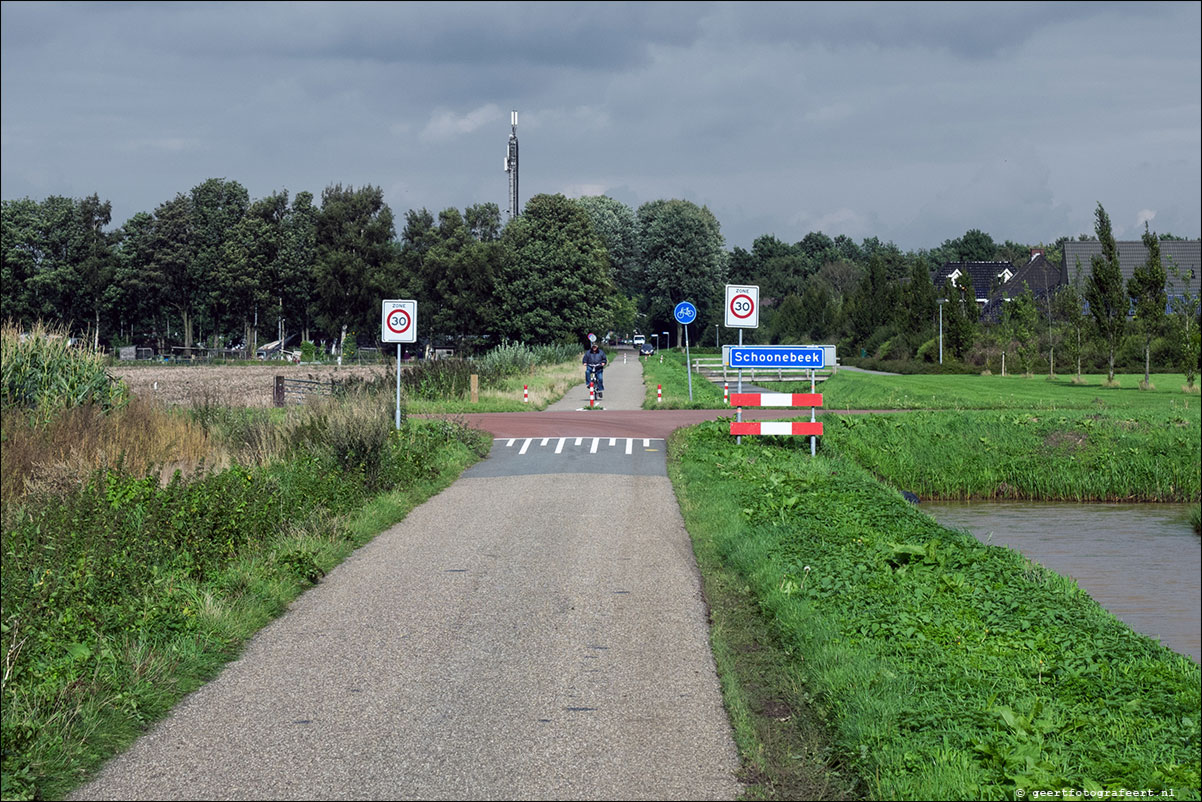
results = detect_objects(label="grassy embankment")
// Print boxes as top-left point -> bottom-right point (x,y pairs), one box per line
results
655,361 -> 1201,799
0,331 -> 580,800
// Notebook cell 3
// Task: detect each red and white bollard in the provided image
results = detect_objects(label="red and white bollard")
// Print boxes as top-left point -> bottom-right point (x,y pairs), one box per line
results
657,384 -> 662,404
589,383 -> 596,409
523,384 -> 529,403
724,381 -> 729,405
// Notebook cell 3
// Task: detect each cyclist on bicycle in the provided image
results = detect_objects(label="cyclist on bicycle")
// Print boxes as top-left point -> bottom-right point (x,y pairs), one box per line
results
582,341 -> 608,399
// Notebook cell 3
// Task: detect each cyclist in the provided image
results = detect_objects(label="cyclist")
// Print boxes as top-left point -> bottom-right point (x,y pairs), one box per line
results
582,341 -> 608,399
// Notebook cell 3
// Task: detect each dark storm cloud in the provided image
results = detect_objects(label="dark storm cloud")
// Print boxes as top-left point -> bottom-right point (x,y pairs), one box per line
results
2,1 -> 1199,251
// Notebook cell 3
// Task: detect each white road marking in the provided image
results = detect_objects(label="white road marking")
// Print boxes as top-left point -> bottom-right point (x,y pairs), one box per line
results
519,438 -> 532,455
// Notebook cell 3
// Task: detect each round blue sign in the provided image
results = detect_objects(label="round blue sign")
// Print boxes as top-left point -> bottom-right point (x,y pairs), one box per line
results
673,301 -> 698,325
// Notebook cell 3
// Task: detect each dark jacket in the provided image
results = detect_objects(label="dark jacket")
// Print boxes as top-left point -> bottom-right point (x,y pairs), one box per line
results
582,347 -> 607,367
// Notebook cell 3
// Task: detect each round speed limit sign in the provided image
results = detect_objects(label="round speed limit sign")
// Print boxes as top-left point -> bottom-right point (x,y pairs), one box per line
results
381,300 -> 417,343
724,285 -> 759,328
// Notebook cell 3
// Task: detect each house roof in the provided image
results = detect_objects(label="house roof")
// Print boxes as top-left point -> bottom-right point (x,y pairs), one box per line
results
996,253 -> 1065,301
1062,240 -> 1200,297
932,261 -> 1015,302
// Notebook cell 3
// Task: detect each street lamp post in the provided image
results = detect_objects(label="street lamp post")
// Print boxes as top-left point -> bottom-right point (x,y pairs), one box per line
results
937,299 -> 945,364
652,334 -> 659,351
663,331 -> 670,350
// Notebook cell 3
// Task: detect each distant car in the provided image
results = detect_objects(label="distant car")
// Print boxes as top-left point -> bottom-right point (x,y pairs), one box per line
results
639,343 -> 656,356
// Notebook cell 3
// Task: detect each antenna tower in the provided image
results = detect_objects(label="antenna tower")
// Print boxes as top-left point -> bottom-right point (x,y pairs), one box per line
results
504,110 -> 519,219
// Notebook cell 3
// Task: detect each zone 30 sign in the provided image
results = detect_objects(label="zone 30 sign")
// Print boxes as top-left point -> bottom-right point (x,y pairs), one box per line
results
725,284 -> 759,328
381,300 -> 417,343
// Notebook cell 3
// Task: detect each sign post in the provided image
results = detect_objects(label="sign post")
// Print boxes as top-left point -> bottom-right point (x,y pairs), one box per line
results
382,299 -> 417,430
673,301 -> 698,402
724,285 -> 759,444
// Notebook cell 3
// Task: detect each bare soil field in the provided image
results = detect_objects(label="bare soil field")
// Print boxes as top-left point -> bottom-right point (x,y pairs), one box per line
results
112,363 -> 389,407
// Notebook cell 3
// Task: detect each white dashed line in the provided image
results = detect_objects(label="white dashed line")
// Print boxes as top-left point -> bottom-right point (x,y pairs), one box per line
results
493,438 -> 664,456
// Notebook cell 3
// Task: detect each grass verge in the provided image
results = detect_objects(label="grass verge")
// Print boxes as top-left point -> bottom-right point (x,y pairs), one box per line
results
640,350 -> 727,408
668,421 -> 1200,800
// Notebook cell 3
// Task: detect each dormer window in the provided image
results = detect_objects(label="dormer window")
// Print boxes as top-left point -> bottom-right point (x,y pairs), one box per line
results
949,268 -> 962,282
998,269 -> 1013,283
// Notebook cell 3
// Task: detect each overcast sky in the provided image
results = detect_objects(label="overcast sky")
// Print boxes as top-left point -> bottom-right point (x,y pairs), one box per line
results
2,1 -> 1199,252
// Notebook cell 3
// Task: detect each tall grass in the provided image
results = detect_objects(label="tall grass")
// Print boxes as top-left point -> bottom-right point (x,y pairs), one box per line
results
1,322 -> 128,420
821,409 -> 1200,502
1,398 -> 215,502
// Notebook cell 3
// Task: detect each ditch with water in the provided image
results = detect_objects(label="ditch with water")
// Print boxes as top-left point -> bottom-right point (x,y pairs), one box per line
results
920,501 -> 1200,663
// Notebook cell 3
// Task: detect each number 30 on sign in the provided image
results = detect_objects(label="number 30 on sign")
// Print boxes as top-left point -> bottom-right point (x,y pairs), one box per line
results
725,285 -> 759,329
382,300 -> 417,343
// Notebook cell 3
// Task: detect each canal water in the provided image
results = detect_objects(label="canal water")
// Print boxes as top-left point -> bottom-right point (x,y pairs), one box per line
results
920,502 -> 1200,664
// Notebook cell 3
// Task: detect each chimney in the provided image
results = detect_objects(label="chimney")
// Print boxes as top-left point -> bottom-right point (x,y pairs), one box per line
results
1029,247 -> 1045,263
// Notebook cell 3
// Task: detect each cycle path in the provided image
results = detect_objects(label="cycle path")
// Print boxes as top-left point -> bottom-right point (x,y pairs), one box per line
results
73,352 -> 742,800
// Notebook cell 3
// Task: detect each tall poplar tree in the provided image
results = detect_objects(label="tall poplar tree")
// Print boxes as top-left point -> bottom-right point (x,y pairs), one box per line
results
1128,223 -> 1166,388
1084,203 -> 1126,383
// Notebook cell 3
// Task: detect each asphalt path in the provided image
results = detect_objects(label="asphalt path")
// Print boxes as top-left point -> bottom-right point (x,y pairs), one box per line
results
72,352 -> 743,800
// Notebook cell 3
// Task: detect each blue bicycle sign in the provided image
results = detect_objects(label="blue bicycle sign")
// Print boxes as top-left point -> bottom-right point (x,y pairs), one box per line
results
674,301 -> 698,325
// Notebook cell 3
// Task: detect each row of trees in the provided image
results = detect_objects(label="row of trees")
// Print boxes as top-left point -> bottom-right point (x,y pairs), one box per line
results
1,181 -> 729,354
2,183 -> 1198,381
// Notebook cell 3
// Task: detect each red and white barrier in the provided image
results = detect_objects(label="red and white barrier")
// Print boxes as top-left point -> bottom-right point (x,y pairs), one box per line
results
723,382 -> 729,404
657,384 -> 662,404
730,421 -> 823,436
589,383 -> 595,408
730,393 -> 823,407
523,385 -> 529,403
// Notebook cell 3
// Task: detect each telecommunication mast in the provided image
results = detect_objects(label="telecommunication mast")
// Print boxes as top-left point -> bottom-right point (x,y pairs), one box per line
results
504,110 -> 519,219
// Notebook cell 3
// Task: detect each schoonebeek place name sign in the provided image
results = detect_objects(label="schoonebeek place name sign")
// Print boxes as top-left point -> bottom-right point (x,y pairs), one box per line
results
723,345 -> 833,369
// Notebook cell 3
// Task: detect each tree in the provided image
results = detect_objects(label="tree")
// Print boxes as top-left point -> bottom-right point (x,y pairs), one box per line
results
1,198 -> 47,325
1166,261 -> 1199,390
72,194 -> 117,348
942,273 -> 977,360
191,178 -> 249,345
494,193 -> 615,343
425,206 -> 502,348
958,228 -> 997,261
313,184 -> 398,345
111,211 -> 162,345
279,191 -> 319,343
574,196 -> 638,294
222,192 -> 286,353
1054,279 -> 1088,382
1084,203 -> 1126,383
798,281 -> 835,341
637,199 -> 726,346
1000,286 -> 1039,375
1128,223 -> 1167,389
149,193 -> 199,349
896,258 -> 937,343
846,254 -> 897,347
768,293 -> 807,344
